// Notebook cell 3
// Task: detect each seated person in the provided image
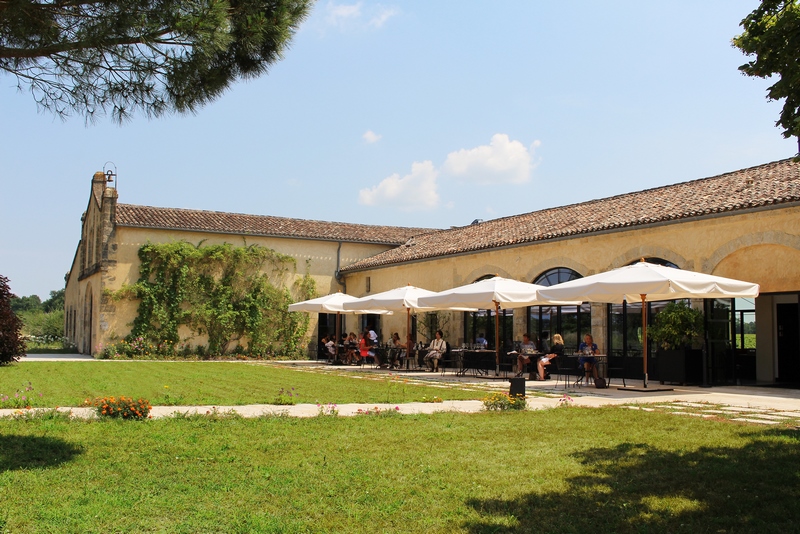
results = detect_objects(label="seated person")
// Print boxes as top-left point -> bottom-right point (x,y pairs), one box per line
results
345,332 -> 358,364
515,333 -> 538,377
322,336 -> 336,359
358,331 -> 372,364
536,333 -> 564,381
424,330 -> 447,372
475,333 -> 488,348
390,332 -> 406,369
578,333 -> 599,381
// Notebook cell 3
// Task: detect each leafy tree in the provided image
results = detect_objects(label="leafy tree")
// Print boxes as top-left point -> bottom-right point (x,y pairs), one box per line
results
0,0 -> 312,122
20,309 -> 65,339
42,288 -> 65,313
0,275 -> 26,364
734,0 -> 800,153
10,294 -> 42,314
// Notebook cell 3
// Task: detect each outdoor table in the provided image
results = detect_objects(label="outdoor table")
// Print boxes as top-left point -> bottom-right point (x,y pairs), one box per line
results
458,349 -> 501,377
567,353 -> 608,383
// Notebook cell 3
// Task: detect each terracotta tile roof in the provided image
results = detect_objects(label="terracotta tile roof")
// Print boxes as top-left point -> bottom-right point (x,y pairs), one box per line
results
341,158 -> 800,272
114,204 -> 437,245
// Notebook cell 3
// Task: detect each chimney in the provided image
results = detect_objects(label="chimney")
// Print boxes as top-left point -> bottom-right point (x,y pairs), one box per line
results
92,171 -> 107,207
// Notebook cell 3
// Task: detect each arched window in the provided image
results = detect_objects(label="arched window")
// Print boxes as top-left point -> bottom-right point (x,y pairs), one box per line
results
529,268 -> 591,352
535,267 -> 581,287
463,275 -> 514,349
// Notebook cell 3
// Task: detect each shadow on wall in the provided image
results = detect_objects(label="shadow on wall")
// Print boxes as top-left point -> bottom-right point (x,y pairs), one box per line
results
462,431 -> 800,533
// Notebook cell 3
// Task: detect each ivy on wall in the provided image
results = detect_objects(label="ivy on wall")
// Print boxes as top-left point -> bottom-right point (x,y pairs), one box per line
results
117,241 -> 316,357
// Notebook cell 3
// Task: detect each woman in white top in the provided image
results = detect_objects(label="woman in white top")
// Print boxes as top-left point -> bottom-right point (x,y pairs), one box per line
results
424,330 -> 447,372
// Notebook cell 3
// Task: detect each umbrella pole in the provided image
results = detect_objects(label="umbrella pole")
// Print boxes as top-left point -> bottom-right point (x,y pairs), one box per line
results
406,308 -> 411,369
335,312 -> 341,363
494,301 -> 500,376
641,294 -> 648,388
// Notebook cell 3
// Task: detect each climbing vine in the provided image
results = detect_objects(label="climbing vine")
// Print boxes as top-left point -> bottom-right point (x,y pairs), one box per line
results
118,241 -> 316,357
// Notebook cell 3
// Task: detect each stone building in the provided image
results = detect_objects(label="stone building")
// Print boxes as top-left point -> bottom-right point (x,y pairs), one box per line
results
63,171 -> 433,355
338,158 -> 800,386
65,159 -> 800,385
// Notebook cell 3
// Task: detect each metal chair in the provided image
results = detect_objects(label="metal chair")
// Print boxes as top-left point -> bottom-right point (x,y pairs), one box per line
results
606,357 -> 626,388
552,357 -> 581,389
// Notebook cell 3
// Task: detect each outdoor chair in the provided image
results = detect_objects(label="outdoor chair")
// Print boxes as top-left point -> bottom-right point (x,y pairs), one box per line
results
439,342 -> 455,375
606,357 -> 626,388
400,349 -> 419,370
552,357 -> 580,389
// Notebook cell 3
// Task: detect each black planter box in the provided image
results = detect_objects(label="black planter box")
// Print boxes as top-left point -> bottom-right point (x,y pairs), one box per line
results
657,349 -> 703,385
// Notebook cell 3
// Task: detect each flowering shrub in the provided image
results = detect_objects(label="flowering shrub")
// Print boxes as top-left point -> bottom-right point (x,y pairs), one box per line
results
23,334 -> 77,351
87,396 -> 151,420
482,392 -> 527,411
356,406 -> 401,416
557,394 -> 574,407
316,402 -> 339,416
272,387 -> 298,405
0,381 -> 42,409
97,337 -> 175,359
11,408 -> 71,421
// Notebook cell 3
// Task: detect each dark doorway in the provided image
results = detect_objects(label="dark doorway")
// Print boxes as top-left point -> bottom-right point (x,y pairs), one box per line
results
777,303 -> 800,383
317,313 -> 339,360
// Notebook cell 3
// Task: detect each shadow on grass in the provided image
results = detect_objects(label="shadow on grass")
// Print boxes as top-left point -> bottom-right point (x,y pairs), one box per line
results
0,435 -> 83,471
464,428 -> 800,533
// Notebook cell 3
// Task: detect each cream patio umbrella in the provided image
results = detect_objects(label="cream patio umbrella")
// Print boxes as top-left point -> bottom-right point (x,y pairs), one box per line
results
288,292 -> 392,361
536,261 -> 760,388
341,285 -> 473,362
416,276 -> 581,374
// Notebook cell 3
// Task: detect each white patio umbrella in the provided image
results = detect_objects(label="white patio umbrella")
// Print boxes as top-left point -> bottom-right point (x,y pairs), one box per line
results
536,261 -> 760,388
288,292 -> 392,360
417,277 -> 581,374
342,285 -> 469,360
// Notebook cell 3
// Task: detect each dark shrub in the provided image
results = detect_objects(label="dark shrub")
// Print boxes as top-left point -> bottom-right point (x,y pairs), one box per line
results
0,275 -> 26,364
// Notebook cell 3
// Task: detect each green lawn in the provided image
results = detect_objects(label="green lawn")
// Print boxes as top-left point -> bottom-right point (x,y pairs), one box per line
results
0,362 -> 485,407
1,408 -> 797,533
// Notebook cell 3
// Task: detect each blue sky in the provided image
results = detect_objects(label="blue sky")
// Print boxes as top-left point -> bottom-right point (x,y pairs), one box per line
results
0,1 -> 794,299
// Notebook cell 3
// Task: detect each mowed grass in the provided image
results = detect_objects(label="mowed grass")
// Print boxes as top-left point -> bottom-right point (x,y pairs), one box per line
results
0,362 -> 484,407
1,408 -> 798,533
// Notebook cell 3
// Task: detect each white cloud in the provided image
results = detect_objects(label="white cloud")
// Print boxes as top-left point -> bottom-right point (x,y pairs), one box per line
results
325,2 -> 362,28
369,7 -> 399,28
442,134 -> 538,184
363,130 -> 382,143
323,2 -> 398,31
358,161 -> 439,211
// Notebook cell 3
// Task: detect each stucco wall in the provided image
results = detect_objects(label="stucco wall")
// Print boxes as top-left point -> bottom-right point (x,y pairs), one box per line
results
74,222 -> 397,353
343,205 -> 800,369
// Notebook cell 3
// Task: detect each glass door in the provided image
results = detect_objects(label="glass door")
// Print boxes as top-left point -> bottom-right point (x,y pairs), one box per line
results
705,299 -> 734,385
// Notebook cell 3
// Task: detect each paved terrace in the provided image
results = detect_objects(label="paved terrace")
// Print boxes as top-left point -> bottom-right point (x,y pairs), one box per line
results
5,355 -> 800,424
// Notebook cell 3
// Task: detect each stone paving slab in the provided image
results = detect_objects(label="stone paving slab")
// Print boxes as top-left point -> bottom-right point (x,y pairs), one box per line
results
744,413 -> 793,420
730,418 -> 780,425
